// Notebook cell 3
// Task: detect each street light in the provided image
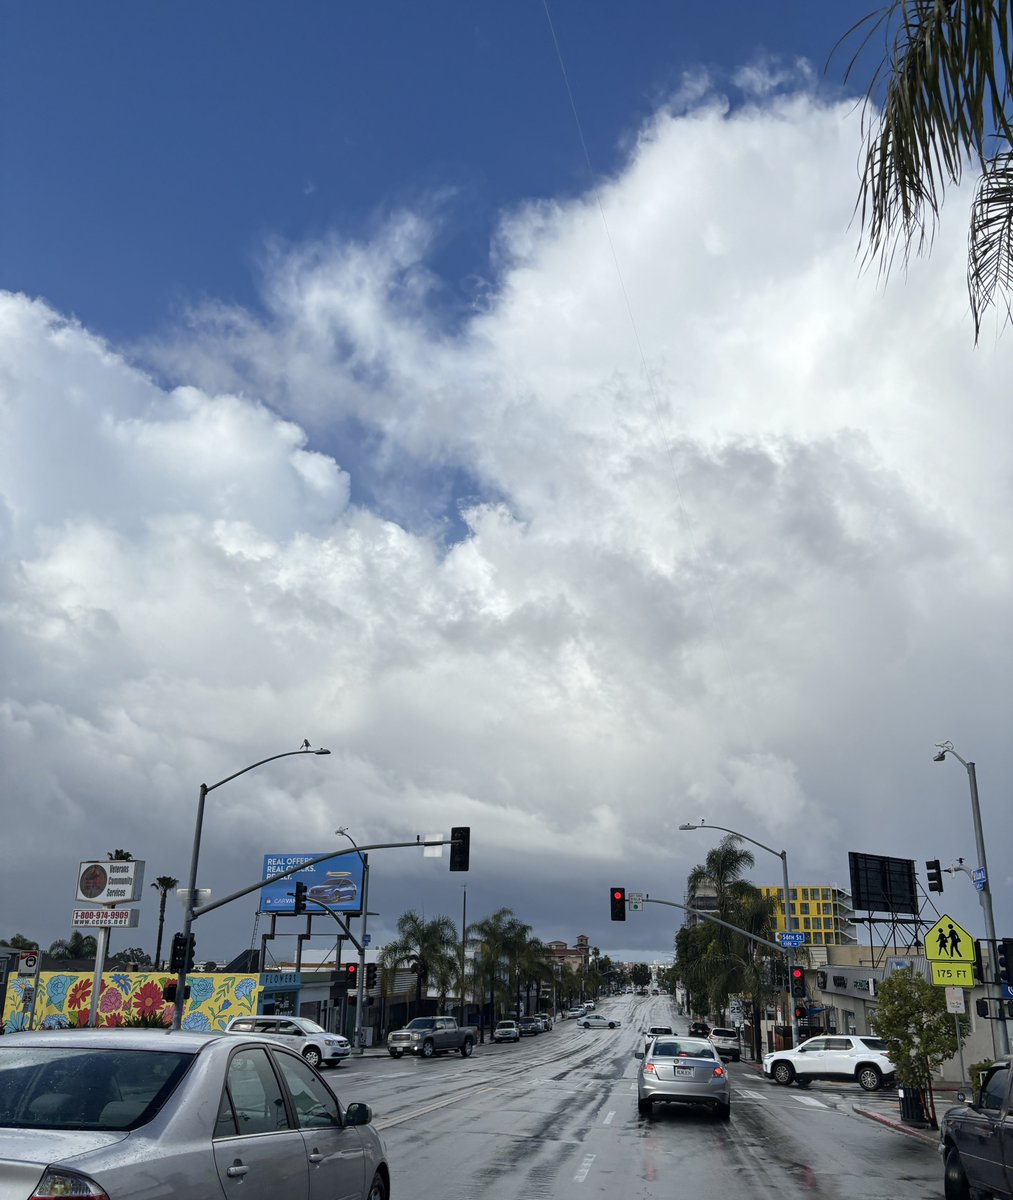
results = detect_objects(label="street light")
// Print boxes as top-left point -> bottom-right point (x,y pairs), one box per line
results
334,826 -> 370,1055
680,820 -> 800,1048
171,743 -> 330,1031
933,742 -> 1009,1055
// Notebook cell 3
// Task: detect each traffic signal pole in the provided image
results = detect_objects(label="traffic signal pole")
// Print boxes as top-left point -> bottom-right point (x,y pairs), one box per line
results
353,855 -> 369,1055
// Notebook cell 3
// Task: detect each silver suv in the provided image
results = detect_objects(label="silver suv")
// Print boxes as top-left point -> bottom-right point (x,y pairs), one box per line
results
763,1034 -> 894,1090
224,1015 -> 351,1069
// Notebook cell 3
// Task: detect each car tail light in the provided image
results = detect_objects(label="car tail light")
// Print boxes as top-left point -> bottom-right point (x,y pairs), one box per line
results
643,1061 -> 656,1074
30,1168 -> 110,1198
712,1065 -> 726,1078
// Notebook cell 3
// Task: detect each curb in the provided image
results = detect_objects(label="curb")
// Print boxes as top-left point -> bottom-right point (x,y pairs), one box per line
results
851,1104 -> 939,1145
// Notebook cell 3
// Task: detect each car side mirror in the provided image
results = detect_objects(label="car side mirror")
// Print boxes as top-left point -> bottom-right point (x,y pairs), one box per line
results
634,1051 -> 645,1059
344,1102 -> 373,1126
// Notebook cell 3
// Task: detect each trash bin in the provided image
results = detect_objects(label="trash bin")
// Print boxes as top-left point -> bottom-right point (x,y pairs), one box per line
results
898,1087 -> 927,1125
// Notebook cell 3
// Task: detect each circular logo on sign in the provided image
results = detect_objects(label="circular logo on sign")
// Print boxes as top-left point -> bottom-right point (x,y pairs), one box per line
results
79,864 -> 108,898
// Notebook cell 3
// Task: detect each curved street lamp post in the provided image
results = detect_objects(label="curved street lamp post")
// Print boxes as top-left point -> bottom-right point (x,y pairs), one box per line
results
933,743 -> 1010,1056
679,820 -> 800,1048
171,745 -> 331,1031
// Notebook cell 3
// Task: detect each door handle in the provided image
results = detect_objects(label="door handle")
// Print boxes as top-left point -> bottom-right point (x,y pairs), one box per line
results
227,1163 -> 249,1178
308,1152 -> 323,1163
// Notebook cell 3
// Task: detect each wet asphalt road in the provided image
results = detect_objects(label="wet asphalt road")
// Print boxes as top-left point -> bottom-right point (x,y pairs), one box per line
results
332,996 -> 942,1200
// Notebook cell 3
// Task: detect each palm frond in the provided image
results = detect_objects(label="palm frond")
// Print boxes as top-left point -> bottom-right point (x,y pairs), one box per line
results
969,149 -> 1013,335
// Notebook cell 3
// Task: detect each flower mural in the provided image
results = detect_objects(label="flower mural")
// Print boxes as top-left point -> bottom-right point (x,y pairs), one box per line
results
2,972 -> 262,1032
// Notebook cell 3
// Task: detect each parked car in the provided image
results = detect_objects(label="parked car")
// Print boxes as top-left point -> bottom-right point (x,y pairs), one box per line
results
635,1035 -> 730,1120
643,1024 -> 674,1049
708,1027 -> 741,1062
493,1020 -> 520,1043
580,1013 -> 621,1030
939,1055 -> 1012,1200
517,1017 -> 541,1036
224,1014 -> 351,1069
534,1012 -> 553,1031
763,1034 -> 895,1090
564,1006 -> 586,1020
0,1029 -> 389,1200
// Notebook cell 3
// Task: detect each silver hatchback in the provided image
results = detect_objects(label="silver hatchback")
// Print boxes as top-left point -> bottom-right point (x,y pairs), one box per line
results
635,1035 -> 731,1120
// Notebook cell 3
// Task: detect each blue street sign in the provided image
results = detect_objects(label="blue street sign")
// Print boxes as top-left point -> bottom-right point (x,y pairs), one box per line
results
973,867 -> 987,892
778,932 -> 806,947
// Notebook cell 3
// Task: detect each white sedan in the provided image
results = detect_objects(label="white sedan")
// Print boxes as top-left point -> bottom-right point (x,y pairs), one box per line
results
578,1013 -> 621,1030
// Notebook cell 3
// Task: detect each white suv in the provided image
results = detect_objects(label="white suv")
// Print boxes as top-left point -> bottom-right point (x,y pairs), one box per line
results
763,1034 -> 895,1091
708,1027 -> 741,1062
224,1015 -> 352,1069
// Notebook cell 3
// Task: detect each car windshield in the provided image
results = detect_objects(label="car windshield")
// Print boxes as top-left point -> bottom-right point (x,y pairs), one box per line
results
0,1046 -> 194,1130
296,1019 -> 326,1034
404,1019 -> 436,1030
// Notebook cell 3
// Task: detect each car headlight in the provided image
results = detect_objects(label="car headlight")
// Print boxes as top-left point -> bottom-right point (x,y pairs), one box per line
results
410,1033 -> 421,1040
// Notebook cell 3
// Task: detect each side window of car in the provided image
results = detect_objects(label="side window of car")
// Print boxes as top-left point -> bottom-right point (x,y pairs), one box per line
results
229,1020 -> 255,1032
276,1023 -> 300,1036
980,1067 -> 1010,1112
273,1053 -> 341,1129
800,1040 -> 826,1053
825,1038 -> 851,1052
219,1049 -> 292,1136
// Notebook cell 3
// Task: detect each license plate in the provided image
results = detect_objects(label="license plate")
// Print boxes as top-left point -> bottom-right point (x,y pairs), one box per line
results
675,1067 -> 694,1077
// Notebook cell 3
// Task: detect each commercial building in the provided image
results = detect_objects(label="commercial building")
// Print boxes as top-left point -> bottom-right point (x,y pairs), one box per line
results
759,884 -> 858,947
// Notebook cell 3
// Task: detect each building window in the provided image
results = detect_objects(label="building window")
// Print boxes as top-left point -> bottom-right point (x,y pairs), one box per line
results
803,918 -> 811,929
790,889 -> 797,900
813,933 -> 824,943
822,888 -> 831,900
799,903 -> 810,915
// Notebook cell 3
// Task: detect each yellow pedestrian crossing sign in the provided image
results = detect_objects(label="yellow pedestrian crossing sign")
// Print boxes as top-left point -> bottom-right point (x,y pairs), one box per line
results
926,914 -> 974,963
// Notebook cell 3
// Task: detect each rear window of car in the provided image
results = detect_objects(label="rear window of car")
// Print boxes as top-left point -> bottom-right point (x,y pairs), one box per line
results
648,1026 -> 672,1036
711,1029 -> 736,1039
652,1040 -> 716,1059
0,1046 -> 194,1130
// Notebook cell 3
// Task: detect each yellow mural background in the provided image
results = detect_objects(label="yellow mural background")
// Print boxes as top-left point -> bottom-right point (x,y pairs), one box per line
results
3,971 -> 261,1031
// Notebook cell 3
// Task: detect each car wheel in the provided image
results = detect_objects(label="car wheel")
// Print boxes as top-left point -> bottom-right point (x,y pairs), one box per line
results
460,1038 -> 474,1057
637,1097 -> 652,1116
714,1101 -> 731,1122
367,1171 -> 389,1200
583,1022 -> 591,1029
421,1040 -> 435,1059
389,1049 -> 402,1058
608,1022 -> 616,1029
302,1047 -> 322,1069
857,1065 -> 882,1091
772,1061 -> 795,1086
944,1148 -> 970,1200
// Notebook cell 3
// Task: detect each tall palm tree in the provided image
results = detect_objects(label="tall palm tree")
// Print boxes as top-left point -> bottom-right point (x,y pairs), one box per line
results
847,1 -> 1013,338
150,875 -> 179,969
468,907 -> 517,1028
686,834 -> 758,1016
107,849 -> 133,860
378,911 -> 458,1017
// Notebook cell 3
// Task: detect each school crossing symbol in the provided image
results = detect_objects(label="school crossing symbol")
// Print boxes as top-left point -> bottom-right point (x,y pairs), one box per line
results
925,914 -> 975,987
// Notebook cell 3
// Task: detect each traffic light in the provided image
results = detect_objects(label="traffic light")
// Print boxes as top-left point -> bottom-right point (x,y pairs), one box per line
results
790,966 -> 805,999
366,962 -> 377,988
974,939 -> 985,984
976,998 -> 990,1018
449,827 -> 471,872
997,938 -> 1013,985
292,882 -> 308,915
346,963 -> 358,987
162,983 -> 191,1004
794,1005 -> 806,1020
169,932 -> 196,973
925,859 -> 944,893
610,887 -> 626,921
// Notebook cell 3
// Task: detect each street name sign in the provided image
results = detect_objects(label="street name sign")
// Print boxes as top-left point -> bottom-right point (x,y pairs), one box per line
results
925,914 -> 974,964
972,867 -> 987,892
777,932 -> 805,947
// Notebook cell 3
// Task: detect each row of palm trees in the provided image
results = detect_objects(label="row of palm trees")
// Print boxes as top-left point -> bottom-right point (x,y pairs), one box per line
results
376,907 -> 624,1025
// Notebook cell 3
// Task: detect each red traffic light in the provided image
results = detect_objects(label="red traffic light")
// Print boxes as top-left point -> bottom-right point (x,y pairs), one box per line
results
613,890 -> 623,900
794,1006 -> 806,1020
791,967 -> 803,981
347,963 -> 357,975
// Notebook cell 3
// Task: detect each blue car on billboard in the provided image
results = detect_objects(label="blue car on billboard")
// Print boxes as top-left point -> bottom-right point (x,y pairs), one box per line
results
308,874 -> 358,906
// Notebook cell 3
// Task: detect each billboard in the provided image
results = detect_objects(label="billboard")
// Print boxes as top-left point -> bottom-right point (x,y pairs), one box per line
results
848,851 -> 918,915
260,853 -> 364,915
76,860 -> 145,904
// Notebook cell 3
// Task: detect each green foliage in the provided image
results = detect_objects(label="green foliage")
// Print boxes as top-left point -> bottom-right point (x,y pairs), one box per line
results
630,963 -> 651,988
870,968 -> 966,1086
4,934 -> 39,950
968,1059 -> 995,1090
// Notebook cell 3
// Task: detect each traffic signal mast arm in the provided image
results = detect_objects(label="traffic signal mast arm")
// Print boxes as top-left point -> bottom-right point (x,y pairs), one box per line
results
637,895 -> 787,955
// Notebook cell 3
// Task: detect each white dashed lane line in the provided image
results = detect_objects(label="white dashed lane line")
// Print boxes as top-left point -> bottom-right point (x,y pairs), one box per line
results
574,1155 -> 596,1183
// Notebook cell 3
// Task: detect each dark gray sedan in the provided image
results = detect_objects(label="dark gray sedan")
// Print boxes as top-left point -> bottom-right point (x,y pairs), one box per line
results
0,1029 -> 390,1200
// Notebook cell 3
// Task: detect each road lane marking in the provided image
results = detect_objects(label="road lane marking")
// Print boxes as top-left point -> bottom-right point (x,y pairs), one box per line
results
603,1110 -> 615,1124
574,1154 -> 596,1182
737,1089 -> 766,1100
792,1095 -> 828,1107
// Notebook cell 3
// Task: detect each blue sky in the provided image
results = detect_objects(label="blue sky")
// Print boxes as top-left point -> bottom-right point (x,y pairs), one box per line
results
3,3 -> 1011,970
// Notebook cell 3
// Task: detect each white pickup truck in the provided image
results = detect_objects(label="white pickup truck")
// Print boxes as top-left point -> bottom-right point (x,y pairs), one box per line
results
386,1016 -> 478,1059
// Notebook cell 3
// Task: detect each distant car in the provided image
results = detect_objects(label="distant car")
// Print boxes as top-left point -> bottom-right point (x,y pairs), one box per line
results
534,1012 -> 553,1031
580,1013 -> 621,1030
763,1034 -> 895,1090
635,1035 -> 730,1120
0,1029 -> 389,1200
517,1017 -> 541,1036
565,1006 -> 586,1020
644,1024 -> 674,1048
584,1000 -> 596,1010
493,1020 -> 520,1043
708,1027 -> 741,1062
689,1021 -> 711,1038
307,874 -> 358,906
224,1015 -> 351,1069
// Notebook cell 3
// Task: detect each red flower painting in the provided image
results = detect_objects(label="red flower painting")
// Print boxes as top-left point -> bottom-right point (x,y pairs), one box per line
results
131,980 -> 167,1018
67,979 -> 92,1010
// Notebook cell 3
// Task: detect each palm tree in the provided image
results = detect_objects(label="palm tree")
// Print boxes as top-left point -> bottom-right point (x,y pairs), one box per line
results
107,849 -> 133,860
150,875 -> 179,969
5,934 -> 39,950
48,931 -> 98,960
468,908 -> 517,1029
847,1 -> 1013,339
378,911 -> 459,1017
686,834 -> 758,1016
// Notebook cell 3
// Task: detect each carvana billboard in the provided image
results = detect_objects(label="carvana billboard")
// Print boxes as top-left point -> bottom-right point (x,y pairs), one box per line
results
260,852 -> 365,915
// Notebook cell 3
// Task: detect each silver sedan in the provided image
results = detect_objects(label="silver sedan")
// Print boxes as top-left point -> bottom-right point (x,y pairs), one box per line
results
0,1029 -> 390,1200
634,1035 -> 731,1120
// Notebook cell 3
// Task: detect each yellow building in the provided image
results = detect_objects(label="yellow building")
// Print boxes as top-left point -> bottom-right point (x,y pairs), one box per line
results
759,884 -> 857,946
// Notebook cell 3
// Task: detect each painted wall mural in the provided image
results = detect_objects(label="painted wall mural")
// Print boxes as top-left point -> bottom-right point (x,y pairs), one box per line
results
2,971 -> 261,1032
